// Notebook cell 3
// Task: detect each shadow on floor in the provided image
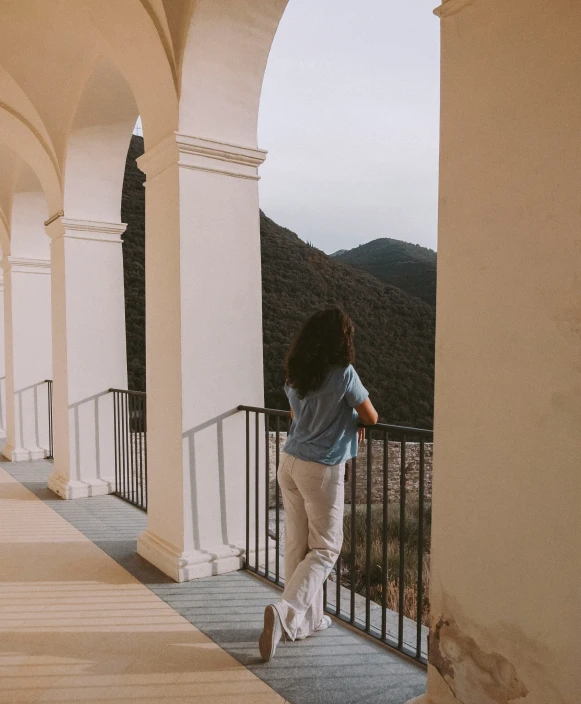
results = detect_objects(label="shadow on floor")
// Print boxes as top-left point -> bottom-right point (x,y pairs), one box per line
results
3,460 -> 426,704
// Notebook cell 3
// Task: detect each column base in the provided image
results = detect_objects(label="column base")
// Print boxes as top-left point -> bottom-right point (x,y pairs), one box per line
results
47,471 -> 114,499
137,529 -> 246,582
2,443 -> 48,461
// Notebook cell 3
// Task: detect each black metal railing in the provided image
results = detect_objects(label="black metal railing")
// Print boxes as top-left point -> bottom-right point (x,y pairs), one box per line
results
238,404 -> 433,664
45,379 -> 53,459
110,388 -> 147,510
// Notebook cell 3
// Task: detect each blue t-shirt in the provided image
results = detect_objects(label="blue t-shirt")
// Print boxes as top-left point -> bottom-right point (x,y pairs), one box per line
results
283,364 -> 369,466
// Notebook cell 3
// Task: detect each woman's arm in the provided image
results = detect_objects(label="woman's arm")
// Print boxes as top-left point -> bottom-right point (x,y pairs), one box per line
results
355,398 -> 378,426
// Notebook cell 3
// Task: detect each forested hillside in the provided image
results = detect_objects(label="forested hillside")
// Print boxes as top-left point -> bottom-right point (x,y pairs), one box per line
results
332,238 -> 437,306
261,214 -> 435,427
121,136 -> 435,427
121,136 -> 146,391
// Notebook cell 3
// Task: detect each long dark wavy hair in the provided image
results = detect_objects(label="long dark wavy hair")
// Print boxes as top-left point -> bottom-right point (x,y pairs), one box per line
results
285,308 -> 355,398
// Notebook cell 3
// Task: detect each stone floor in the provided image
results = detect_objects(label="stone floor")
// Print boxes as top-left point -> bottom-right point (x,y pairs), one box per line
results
1,460 -> 427,704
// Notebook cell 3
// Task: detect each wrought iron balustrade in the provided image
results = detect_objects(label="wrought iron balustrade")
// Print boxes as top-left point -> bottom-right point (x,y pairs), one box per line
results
45,380 -> 53,460
110,388 -> 147,510
238,403 -> 432,665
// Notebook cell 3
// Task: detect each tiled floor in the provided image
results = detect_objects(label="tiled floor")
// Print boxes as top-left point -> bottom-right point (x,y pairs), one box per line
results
2,461 -> 427,704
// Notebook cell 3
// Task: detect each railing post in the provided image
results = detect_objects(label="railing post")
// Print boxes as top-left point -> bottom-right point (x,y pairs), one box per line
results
350,454 -> 357,624
264,413 -> 270,578
245,410 -> 250,568
398,434 -> 407,650
381,430 -> 389,641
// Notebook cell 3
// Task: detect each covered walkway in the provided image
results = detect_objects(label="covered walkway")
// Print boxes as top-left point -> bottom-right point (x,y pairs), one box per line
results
0,460 -> 426,704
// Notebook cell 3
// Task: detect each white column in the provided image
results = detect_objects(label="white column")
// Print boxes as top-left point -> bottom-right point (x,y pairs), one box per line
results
0,273 -> 6,440
44,217 -> 128,499
408,1 -> 581,703
2,257 -> 52,461
136,133 -> 266,581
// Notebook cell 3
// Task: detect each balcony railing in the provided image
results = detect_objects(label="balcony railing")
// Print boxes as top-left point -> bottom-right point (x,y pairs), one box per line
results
238,404 -> 433,665
110,388 -> 147,510
42,387 -> 431,662
45,379 -> 53,459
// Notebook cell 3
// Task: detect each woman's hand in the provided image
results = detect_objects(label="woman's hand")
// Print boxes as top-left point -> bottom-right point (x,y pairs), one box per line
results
358,427 -> 365,445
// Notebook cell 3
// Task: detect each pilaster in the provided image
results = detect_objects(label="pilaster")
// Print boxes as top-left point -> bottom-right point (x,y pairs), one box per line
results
44,216 -> 128,499
409,1 -> 581,702
1,256 -> 52,461
136,131 -> 266,581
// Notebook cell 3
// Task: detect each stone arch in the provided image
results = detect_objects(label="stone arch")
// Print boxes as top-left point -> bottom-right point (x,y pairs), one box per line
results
0,105 -> 62,219
81,0 -> 180,147
179,0 -> 289,147
63,57 -> 138,224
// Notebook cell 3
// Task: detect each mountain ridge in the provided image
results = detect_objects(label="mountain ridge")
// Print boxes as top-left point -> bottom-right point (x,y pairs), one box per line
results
332,237 -> 437,306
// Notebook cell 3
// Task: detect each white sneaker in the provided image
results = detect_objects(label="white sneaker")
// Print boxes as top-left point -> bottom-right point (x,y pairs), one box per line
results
315,615 -> 332,632
259,605 -> 284,662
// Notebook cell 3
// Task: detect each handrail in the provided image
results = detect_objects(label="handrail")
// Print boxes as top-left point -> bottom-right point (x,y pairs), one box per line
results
237,404 -> 290,417
109,387 -> 147,397
368,421 -> 433,436
237,404 -> 433,436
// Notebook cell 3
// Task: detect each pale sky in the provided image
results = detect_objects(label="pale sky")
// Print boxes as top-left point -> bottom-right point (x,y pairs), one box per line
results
258,0 -> 440,254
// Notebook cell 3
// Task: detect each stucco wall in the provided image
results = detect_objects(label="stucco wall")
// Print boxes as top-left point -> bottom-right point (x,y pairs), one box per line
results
422,1 -> 581,702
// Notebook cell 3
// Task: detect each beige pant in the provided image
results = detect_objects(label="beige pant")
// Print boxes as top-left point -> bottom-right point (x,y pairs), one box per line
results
273,451 -> 345,641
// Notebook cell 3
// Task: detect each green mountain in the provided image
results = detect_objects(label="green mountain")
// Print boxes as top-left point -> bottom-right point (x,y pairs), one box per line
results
121,136 -> 435,427
331,238 -> 437,306
121,135 -> 146,392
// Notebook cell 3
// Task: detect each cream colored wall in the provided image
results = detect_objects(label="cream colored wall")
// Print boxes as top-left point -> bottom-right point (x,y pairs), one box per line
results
2,261 -> 52,460
177,150 -> 266,553
1,185 -> 52,461
413,1 -> 581,703
46,218 -> 128,499
10,191 -> 50,261
136,132 -> 270,580
0,275 -> 5,438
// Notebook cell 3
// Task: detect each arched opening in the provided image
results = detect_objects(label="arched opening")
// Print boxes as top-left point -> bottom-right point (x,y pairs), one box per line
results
247,0 -> 440,662
2,158 -> 52,461
258,0 -> 439,425
39,54 -> 146,499
64,57 -> 138,223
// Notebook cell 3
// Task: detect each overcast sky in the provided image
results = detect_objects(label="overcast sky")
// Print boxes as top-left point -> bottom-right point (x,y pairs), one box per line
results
258,0 -> 440,254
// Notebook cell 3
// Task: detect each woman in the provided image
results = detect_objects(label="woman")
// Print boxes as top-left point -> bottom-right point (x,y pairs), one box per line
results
259,308 -> 378,661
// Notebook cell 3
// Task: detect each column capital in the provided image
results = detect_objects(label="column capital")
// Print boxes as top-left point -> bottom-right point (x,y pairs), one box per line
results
434,0 -> 474,18
137,131 -> 267,182
1,256 -> 51,275
45,217 -> 126,244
